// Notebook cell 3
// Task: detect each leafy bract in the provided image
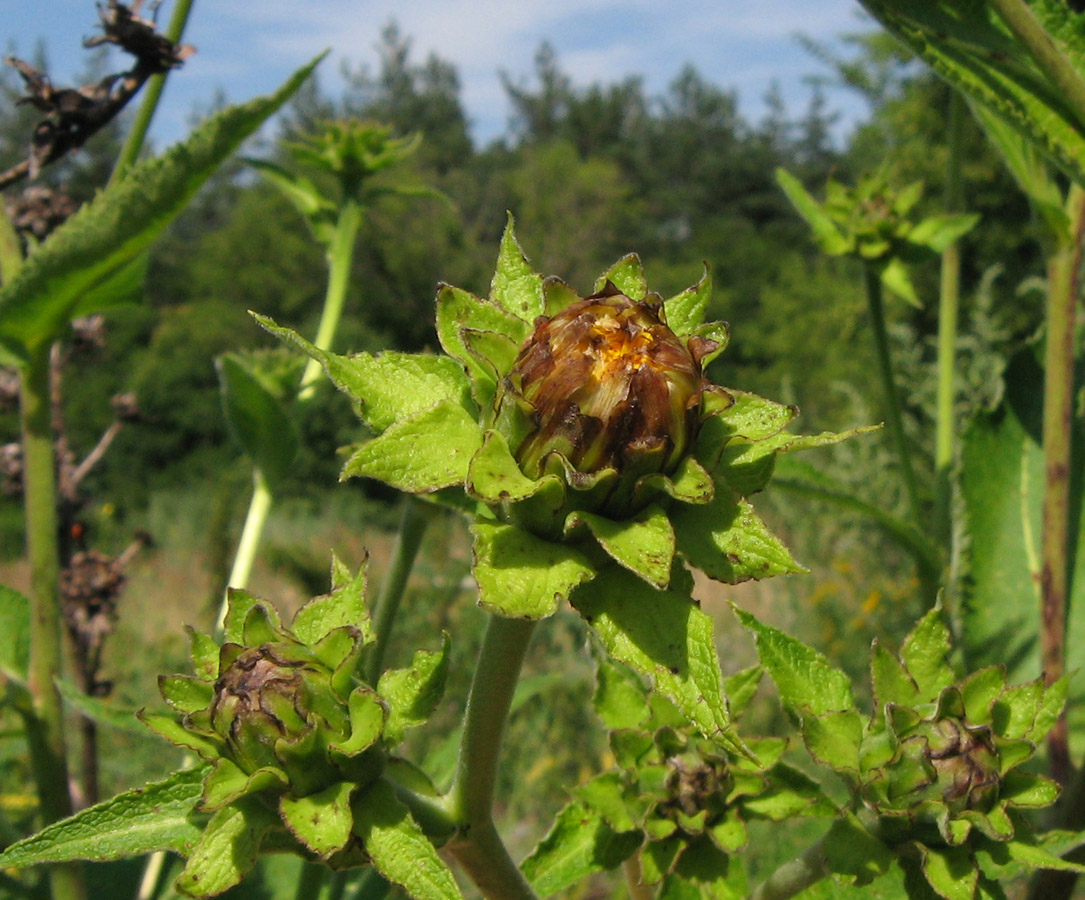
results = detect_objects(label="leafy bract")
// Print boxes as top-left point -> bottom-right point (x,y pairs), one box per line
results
0,55 -> 325,364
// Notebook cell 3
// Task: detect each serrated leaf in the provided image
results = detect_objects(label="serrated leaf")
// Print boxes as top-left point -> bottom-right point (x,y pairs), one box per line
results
352,778 -> 464,900
0,56 -> 324,363
187,627 -> 219,682
491,214 -> 544,323
202,759 -> 284,810
1029,674 -> 1069,743
975,834 -> 1085,874
176,797 -> 281,898
673,485 -> 805,583
663,266 -> 711,338
593,253 -> 647,300
258,316 -> 474,433
138,712 -> 222,760
292,557 -> 372,646
871,639 -> 919,715
1000,771 -> 1059,808
471,522 -> 595,619
723,665 -> 762,720
377,634 -> 450,746
280,780 -> 355,857
332,686 -> 385,756
741,762 -> 834,820
734,607 -> 854,715
572,568 -> 746,757
908,213 -> 980,253
216,353 -> 299,488
222,588 -> 262,644
158,675 -> 214,715
0,767 -> 209,867
960,667 -> 1006,726
857,0 -> 1085,188
342,401 -> 482,492
521,800 -> 641,896
573,772 -> 638,833
0,583 -> 29,680
900,605 -> 956,702
467,429 -> 560,502
567,506 -> 675,588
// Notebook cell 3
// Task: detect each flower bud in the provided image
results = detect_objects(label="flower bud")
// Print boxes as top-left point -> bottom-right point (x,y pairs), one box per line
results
924,718 -> 1000,814
500,286 -> 713,518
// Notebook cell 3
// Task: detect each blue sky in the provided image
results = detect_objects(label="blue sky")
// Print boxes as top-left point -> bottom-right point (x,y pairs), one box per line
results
4,1 -> 877,149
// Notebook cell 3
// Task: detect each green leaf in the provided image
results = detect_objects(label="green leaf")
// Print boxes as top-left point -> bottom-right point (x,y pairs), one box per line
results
776,168 -> 851,255
292,557 -> 372,646
960,349 -> 1085,740
567,506 -> 675,589
663,265 -> 711,338
573,772 -> 638,833
741,762 -> 835,820
802,709 -> 864,774
960,667 -> 1006,726
0,767 -> 208,867
672,485 -> 805,583
919,844 -> 977,900
471,522 -> 595,619
871,639 -> 919,715
593,253 -> 647,300
341,401 -> 482,492
572,568 -> 747,757
734,607 -> 854,715
216,353 -> 299,489
138,712 -> 223,760
176,798 -> 281,898
467,429 -> 561,503
908,213 -> 980,253
258,315 -> 474,434
822,813 -> 893,886
280,780 -> 355,857
377,634 -> 451,746
900,605 -> 956,702
491,214 -> 544,323
201,759 -> 285,810
0,56 -> 324,364
222,588 -> 262,644
593,657 -> 651,730
723,665 -> 762,720
878,256 -> 922,307
0,584 -> 30,680
55,679 -> 154,737
159,674 -> 214,715
974,834 -> 1085,874
352,777 -> 464,900
331,686 -> 386,756
521,800 -> 641,896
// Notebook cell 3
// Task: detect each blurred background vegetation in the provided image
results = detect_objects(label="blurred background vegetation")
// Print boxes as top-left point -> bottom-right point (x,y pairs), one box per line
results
0,21 -> 1054,896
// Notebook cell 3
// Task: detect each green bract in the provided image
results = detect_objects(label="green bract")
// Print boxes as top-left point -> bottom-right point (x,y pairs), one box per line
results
259,218 -> 864,620
521,658 -> 833,899
140,559 -> 457,898
740,604 -> 1085,900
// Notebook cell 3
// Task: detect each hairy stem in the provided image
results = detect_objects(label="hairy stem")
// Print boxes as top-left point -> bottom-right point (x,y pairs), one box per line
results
864,266 -> 924,532
214,469 -> 272,635
623,854 -> 652,900
19,345 -> 86,900
110,0 -> 196,183
363,497 -> 434,684
749,834 -> 830,900
934,89 -> 965,561
1038,184 -> 1085,786
445,615 -> 538,900
300,200 -> 363,398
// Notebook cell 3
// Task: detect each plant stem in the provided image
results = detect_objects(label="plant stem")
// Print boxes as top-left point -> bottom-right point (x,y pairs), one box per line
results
19,344 -> 86,900
989,0 -> 1085,132
364,498 -> 433,684
1037,183 -> 1085,786
749,834 -> 830,900
623,854 -> 652,900
214,469 -> 272,635
109,0 -> 196,184
445,614 -> 539,900
934,90 -> 965,561
300,200 -> 363,399
864,266 -> 924,532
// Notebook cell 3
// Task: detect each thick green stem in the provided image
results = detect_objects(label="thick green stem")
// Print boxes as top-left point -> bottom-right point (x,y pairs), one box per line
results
864,266 -> 924,531
214,469 -> 272,636
363,497 -> 434,684
934,90 -> 965,560
300,200 -> 363,399
989,0 -> 1085,132
109,0 -> 196,184
19,345 -> 86,900
1037,184 -> 1085,786
445,615 -> 538,900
